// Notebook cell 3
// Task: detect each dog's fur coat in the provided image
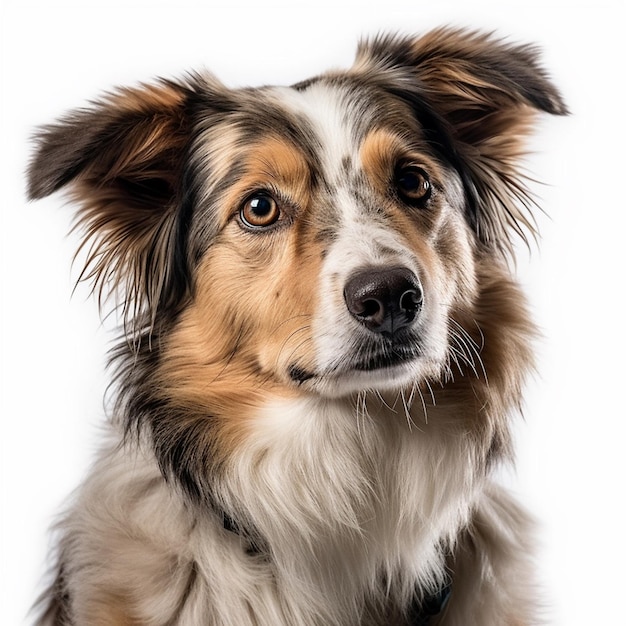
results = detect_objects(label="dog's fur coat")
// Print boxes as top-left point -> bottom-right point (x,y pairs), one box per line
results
27,28 -> 566,625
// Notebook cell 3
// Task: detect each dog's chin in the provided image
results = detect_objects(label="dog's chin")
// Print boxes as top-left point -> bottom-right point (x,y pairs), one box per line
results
289,353 -> 442,398
285,323 -> 450,397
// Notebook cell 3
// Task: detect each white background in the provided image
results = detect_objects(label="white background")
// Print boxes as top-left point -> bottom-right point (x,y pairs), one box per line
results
1,1 -> 624,624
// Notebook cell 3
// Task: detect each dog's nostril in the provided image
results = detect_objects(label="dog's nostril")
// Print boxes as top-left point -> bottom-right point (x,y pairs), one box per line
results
344,267 -> 422,335
359,298 -> 384,320
400,287 -> 423,313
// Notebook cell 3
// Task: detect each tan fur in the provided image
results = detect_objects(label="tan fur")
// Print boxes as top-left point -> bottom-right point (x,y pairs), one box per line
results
236,136 -> 313,203
153,135 -> 325,455
359,129 -> 408,189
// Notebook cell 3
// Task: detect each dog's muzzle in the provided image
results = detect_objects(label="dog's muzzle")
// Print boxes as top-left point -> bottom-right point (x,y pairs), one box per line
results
343,266 -> 423,337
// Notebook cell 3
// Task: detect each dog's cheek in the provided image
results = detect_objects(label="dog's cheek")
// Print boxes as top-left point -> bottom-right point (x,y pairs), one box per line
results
254,248 -> 324,381
433,218 -> 478,309
190,228 -> 322,383
403,208 -> 477,313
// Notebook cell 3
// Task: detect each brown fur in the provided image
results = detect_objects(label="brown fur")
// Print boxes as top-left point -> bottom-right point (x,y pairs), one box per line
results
353,27 -> 567,253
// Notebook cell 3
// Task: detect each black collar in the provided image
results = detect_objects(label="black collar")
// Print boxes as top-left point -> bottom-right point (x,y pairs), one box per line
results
222,511 -> 267,556
410,577 -> 452,625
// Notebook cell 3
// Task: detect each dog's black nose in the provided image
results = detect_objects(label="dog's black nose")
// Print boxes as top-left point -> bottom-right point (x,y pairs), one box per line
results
343,267 -> 423,336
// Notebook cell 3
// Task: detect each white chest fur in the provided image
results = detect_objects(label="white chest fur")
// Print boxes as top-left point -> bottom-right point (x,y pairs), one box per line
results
209,395 -> 482,620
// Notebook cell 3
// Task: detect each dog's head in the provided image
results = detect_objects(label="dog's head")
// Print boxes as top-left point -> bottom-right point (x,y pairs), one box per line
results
28,29 -> 566,401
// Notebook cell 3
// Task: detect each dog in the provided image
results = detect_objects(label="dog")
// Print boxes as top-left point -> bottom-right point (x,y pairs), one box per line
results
27,28 -> 566,625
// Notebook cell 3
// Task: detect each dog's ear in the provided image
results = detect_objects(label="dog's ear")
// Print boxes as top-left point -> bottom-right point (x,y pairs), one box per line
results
27,80 -> 195,333
354,28 -> 568,254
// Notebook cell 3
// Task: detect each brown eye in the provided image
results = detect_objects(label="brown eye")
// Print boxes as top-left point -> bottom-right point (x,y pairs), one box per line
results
240,193 -> 280,228
394,165 -> 431,205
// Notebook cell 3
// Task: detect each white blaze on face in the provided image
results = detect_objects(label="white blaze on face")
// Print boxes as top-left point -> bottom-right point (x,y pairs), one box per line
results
275,82 -> 450,395
272,83 -> 356,177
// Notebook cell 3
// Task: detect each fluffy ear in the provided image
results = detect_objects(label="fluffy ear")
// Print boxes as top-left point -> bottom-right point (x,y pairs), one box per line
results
27,80 -> 194,333
354,28 -> 568,254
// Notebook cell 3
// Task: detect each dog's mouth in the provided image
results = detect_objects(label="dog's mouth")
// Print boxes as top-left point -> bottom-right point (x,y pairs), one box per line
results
349,342 -> 421,371
288,335 -> 423,388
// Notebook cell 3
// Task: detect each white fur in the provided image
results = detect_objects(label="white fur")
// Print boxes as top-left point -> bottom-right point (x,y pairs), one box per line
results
275,82 -> 460,396
311,216 -> 451,395
51,393 -> 491,625
272,84 -> 358,178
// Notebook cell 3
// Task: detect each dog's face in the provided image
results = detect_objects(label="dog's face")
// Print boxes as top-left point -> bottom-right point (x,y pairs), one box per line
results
28,29 -> 567,407
182,81 -> 476,398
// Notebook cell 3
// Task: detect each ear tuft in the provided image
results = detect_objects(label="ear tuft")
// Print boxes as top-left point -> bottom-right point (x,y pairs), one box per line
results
356,28 -> 568,116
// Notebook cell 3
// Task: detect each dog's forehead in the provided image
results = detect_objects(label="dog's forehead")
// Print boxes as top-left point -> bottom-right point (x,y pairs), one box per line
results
192,78 -> 380,199
275,83 -> 359,161
264,79 -> 383,178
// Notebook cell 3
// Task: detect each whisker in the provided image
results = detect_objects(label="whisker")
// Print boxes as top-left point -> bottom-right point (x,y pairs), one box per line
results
407,382 -> 418,408
268,313 -> 312,339
400,389 -> 411,431
424,379 -> 436,406
449,318 -> 488,382
450,336 -> 479,378
400,388 -> 420,432
355,390 -> 371,443
417,385 -> 429,425
281,334 -> 315,373
209,327 -> 247,385
276,325 -> 312,364
375,390 -> 396,414
447,340 -> 468,376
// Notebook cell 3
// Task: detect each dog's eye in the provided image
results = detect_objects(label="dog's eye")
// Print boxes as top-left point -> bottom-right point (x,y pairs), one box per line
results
240,193 -> 280,229
394,165 -> 431,205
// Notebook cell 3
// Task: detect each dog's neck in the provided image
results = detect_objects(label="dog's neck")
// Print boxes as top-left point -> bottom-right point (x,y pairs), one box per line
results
220,506 -> 452,623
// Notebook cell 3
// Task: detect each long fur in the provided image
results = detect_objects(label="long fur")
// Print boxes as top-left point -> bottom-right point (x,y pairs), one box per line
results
27,28 -> 566,625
